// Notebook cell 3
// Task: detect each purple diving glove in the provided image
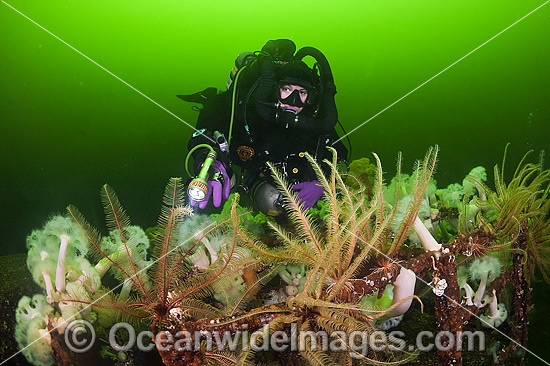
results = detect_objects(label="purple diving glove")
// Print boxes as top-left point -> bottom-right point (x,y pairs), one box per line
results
292,180 -> 324,210
190,161 -> 231,210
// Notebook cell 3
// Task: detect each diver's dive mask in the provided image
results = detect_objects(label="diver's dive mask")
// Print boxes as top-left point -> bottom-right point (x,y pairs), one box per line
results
279,87 -> 307,108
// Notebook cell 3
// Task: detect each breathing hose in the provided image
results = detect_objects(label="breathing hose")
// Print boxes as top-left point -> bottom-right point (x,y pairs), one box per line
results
293,46 -> 334,116
228,62 -> 250,148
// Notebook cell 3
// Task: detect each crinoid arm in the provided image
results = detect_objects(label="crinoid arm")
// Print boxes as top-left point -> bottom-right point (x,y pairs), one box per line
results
268,161 -> 323,256
387,146 -> 439,256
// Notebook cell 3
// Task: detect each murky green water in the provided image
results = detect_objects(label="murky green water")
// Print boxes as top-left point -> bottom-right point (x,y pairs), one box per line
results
1,0 -> 549,363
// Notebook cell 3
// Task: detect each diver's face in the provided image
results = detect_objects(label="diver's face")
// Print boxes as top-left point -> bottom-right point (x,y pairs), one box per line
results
279,84 -> 308,113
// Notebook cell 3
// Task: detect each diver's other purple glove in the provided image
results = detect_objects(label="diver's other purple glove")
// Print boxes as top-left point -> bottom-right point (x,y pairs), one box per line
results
292,180 -> 324,210
189,161 -> 230,210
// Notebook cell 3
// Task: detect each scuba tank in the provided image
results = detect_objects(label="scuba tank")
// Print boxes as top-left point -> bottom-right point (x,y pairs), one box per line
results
251,180 -> 285,217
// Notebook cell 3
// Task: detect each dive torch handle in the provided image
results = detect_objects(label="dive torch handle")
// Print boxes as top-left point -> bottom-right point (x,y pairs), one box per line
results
197,150 -> 217,181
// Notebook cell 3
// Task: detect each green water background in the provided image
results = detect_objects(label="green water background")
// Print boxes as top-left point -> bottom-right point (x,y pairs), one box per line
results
1,0 -> 549,363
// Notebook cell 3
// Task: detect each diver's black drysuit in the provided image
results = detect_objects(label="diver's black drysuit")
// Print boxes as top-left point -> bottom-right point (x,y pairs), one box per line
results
187,55 -> 348,212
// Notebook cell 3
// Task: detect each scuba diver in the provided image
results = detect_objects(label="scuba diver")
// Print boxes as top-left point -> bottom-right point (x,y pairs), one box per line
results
181,39 -> 349,216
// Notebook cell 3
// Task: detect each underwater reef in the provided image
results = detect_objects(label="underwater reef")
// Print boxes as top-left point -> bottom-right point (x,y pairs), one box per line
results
10,145 -> 550,366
